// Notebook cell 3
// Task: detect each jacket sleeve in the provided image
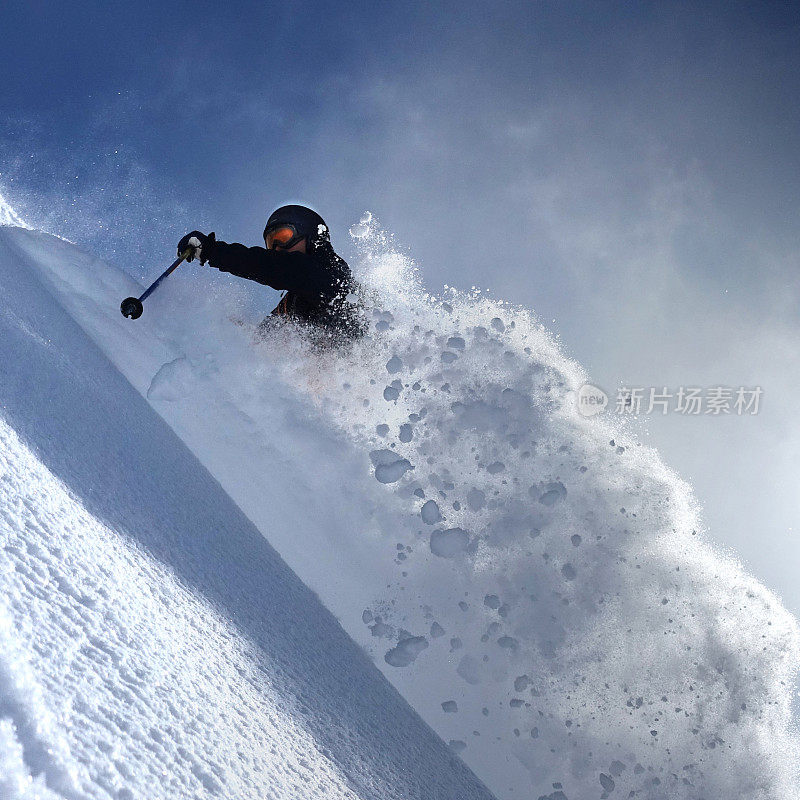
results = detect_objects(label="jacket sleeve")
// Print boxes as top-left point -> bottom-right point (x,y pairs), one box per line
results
207,240 -> 338,302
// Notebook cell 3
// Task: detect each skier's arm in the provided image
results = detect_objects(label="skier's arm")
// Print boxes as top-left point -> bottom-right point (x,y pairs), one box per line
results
208,240 -> 336,302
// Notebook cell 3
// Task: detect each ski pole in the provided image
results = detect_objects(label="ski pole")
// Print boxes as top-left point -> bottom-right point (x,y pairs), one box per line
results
120,247 -> 193,319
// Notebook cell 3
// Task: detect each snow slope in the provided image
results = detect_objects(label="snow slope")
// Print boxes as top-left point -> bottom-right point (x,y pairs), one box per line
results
0,215 -> 495,799
1,201 -> 799,800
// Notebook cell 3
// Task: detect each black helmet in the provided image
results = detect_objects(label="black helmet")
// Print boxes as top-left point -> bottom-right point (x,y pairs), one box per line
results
264,204 -> 330,251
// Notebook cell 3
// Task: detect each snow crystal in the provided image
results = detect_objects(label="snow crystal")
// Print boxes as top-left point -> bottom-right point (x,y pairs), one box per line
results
430,528 -> 470,557
457,655 -> 482,685
537,481 -> 567,506
599,773 -> 615,791
369,449 -> 414,483
383,379 -> 403,401
386,356 -> 403,374
147,356 -> 194,401
384,636 -> 429,667
466,488 -> 486,510
420,500 -> 442,524
561,563 -> 577,581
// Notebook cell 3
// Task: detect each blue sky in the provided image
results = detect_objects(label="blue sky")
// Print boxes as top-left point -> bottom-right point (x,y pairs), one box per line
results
2,1 -> 799,611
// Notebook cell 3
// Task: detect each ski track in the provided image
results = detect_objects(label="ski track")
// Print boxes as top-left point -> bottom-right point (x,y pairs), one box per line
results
1,204 -> 799,800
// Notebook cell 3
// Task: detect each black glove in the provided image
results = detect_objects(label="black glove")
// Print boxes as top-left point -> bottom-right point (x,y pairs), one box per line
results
177,230 -> 216,264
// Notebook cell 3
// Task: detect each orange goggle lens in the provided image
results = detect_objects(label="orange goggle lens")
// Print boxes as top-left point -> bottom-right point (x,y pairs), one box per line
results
266,225 -> 297,249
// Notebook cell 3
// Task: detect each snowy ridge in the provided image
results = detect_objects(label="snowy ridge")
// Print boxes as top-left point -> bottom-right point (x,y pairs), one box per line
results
0,205 -> 798,800
0,221 -> 495,799
0,191 -> 29,228
0,417 -> 361,800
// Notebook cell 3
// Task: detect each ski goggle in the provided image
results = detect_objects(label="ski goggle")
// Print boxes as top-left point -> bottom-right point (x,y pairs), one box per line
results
265,223 -> 305,250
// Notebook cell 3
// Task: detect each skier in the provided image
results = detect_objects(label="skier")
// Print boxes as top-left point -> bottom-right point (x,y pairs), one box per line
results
177,205 -> 364,341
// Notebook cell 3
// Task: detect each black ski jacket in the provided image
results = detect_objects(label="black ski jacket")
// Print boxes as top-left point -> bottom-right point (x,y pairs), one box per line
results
207,238 -> 364,339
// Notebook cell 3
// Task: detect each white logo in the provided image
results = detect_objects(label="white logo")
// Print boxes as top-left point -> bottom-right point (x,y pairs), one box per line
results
576,383 -> 608,416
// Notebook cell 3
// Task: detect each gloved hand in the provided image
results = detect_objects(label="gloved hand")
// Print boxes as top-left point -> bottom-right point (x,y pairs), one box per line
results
177,230 -> 216,264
